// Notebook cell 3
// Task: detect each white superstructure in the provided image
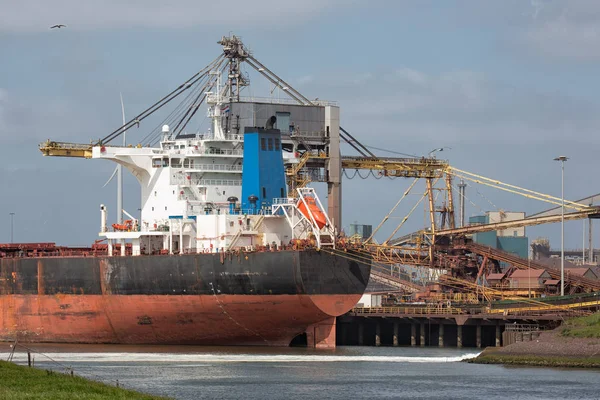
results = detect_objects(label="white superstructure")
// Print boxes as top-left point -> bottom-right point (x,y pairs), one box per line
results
94,89 -> 336,256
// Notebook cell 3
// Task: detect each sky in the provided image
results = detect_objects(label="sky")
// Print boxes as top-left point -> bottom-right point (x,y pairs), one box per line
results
1,0 -> 600,251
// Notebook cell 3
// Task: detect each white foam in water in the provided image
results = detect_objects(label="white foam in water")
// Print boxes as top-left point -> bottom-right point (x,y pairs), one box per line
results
0,352 -> 481,364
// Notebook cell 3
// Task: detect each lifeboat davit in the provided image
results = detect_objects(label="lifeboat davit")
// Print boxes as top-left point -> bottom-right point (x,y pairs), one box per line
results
297,196 -> 327,229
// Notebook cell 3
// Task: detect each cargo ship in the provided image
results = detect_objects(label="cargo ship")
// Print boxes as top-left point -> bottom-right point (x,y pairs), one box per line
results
0,36 -> 371,348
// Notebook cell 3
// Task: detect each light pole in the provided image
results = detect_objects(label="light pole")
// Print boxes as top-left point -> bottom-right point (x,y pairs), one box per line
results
9,212 -> 15,243
554,156 -> 568,296
428,147 -> 451,157
583,220 -> 586,265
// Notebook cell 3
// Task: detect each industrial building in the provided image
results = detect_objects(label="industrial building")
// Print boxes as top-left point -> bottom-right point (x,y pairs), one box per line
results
469,211 -> 528,259
349,224 -> 373,240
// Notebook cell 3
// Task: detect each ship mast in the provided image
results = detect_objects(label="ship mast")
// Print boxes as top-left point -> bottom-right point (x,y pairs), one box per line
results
117,92 -> 126,226
218,35 -> 250,102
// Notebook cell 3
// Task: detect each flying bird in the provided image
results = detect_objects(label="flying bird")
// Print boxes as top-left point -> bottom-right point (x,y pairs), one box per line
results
50,24 -> 66,29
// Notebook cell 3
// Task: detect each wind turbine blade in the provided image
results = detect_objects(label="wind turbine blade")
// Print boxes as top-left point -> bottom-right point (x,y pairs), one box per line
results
102,166 -> 118,188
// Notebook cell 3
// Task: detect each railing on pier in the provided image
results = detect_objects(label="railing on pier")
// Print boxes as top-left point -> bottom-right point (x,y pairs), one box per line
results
352,306 -> 465,315
504,323 -> 540,332
503,324 -> 542,346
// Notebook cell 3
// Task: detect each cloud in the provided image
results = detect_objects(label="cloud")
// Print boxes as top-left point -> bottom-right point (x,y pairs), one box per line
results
0,88 -> 83,144
523,0 -> 600,60
435,1 -> 600,62
290,65 -> 600,156
0,0 -> 348,32
296,75 -> 314,86
0,88 -> 7,133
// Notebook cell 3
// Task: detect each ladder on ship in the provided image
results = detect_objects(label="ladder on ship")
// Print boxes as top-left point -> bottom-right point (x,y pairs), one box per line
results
227,215 -> 266,251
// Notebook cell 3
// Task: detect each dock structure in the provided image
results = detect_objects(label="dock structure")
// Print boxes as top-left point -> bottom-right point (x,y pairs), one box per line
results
336,304 -> 599,347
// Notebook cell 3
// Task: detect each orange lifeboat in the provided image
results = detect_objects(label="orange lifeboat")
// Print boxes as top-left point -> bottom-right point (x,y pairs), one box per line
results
112,220 -> 133,231
297,196 -> 327,229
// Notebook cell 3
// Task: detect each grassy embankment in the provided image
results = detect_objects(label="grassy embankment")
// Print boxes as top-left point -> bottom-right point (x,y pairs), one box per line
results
0,360 -> 170,400
470,313 -> 600,368
560,312 -> 600,338
472,353 -> 600,368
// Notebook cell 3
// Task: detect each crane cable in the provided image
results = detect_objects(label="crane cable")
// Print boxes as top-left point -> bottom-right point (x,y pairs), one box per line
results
172,58 -> 228,136
139,72 -> 213,146
100,54 -> 225,145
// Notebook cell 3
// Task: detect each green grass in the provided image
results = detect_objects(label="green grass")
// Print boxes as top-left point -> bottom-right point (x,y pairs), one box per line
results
0,360 -> 170,400
470,353 -> 600,368
560,313 -> 600,339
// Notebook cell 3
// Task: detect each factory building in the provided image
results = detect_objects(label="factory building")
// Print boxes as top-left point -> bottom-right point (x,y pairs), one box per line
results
469,211 -> 528,259
348,223 -> 373,240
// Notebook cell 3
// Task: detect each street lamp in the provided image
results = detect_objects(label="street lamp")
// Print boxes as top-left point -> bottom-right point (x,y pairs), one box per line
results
9,212 -> 15,243
554,156 -> 568,296
428,147 -> 451,157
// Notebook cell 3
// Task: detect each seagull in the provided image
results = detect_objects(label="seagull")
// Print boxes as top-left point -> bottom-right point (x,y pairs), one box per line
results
50,24 -> 66,29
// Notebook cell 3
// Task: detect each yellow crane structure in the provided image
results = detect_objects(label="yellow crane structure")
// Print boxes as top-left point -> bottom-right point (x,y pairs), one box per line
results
39,141 -> 95,159
330,154 -> 600,296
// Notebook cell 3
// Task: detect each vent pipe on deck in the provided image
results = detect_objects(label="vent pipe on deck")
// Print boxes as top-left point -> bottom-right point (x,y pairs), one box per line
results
100,204 -> 107,233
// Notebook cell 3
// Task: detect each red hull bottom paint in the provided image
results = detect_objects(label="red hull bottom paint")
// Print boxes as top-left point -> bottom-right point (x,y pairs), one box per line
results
0,294 -> 361,346
305,317 -> 336,349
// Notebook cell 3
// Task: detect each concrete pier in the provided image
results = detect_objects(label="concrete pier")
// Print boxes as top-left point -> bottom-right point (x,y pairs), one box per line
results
336,310 -> 560,347
358,323 -> 364,346
495,323 -> 501,347
341,323 -> 347,345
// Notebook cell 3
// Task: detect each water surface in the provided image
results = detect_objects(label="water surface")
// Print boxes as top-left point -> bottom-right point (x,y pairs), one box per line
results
3,344 -> 599,399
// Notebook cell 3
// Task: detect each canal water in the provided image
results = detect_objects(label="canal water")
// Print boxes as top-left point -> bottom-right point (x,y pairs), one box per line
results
3,344 -> 600,399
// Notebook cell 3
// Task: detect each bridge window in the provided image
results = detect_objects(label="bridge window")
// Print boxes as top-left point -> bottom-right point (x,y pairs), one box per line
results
171,158 -> 182,168
162,158 -> 169,167
152,158 -> 161,168
261,138 -> 267,151
268,138 -> 273,151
